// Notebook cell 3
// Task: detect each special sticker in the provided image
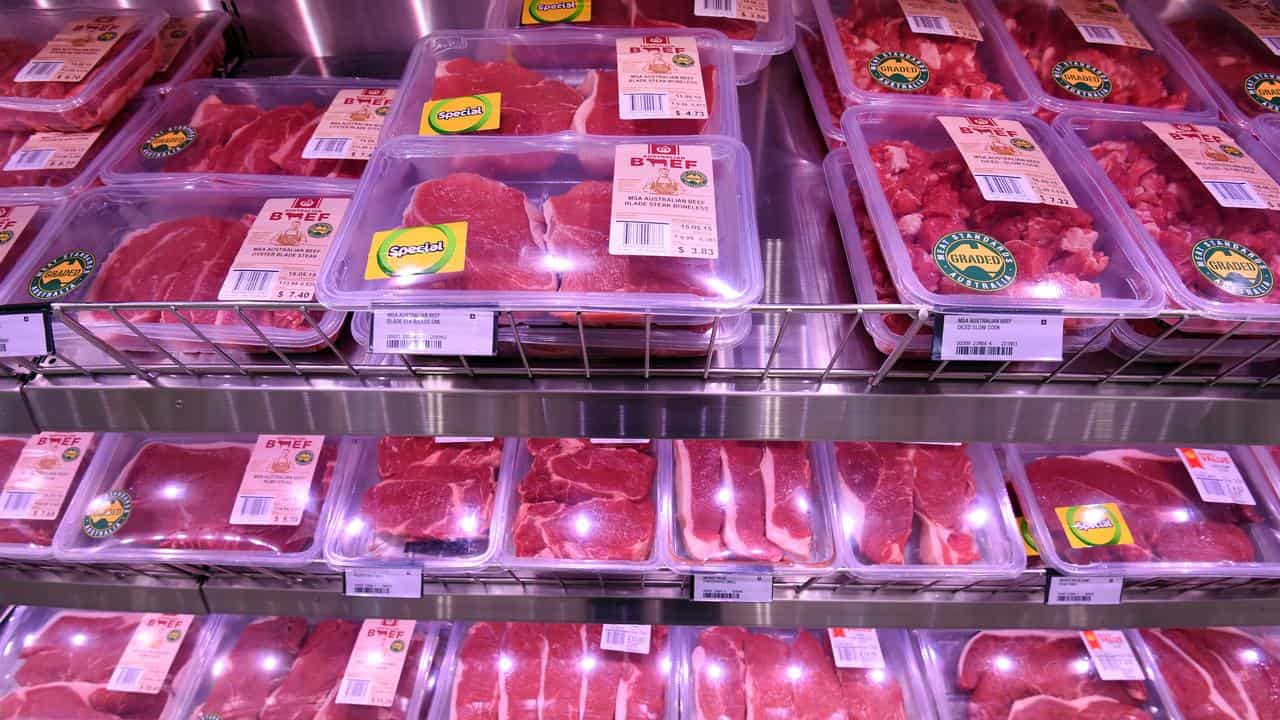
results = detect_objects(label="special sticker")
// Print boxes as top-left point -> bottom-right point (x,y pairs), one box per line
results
82,489 -> 132,538
1245,72 -> 1280,112
365,222 -> 468,280
1052,60 -> 1113,99
141,126 -> 196,159
867,51 -> 931,92
419,93 -> 501,136
29,250 -> 95,300
1054,502 -> 1135,549
933,231 -> 1017,292
1192,237 -> 1275,298
521,0 -> 592,24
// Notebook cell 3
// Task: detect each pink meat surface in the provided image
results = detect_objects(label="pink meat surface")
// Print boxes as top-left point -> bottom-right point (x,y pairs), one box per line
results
376,436 -> 503,480
789,631 -> 849,720
196,617 -> 310,720
674,439 -> 726,560
693,626 -> 749,720
450,622 -> 503,720
519,437 -> 654,503
631,0 -> 758,40
1140,627 -> 1280,720
1171,14 -> 1280,118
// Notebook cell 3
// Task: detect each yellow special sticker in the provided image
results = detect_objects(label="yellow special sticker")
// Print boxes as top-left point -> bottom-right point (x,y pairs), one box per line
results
521,0 -> 592,24
1054,502 -> 1134,549
365,222 -> 468,280
1017,516 -> 1040,557
419,92 -> 502,136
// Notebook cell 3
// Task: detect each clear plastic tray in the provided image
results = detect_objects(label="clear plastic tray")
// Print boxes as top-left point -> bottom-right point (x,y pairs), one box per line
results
1005,443 -> 1280,578
825,442 -> 1025,581
1258,114 -> 1280,152
684,626 -> 935,720
173,615 -> 440,720
483,0 -> 795,85
814,0 -> 1035,113
0,196 -> 60,284
383,29 -> 741,142
0,184 -> 349,353
0,94 -> 160,201
499,438 -> 668,575
840,105 -> 1166,319
1131,625 -> 1280,720
324,436 -> 517,572
0,433 -> 108,562
915,629 -> 1170,720
101,77 -> 398,190
145,12 -> 230,94
0,606 -> 224,720
1148,0 -> 1280,126
426,621 -> 682,720
53,434 -> 351,569
794,22 -> 846,151
316,134 -> 763,324
667,441 -> 838,579
0,8 -> 168,132
986,0 -> 1218,120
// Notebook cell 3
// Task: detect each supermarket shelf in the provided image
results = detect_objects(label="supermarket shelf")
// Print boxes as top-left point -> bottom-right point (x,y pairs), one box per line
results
0,381 -> 36,434
0,568 -> 205,614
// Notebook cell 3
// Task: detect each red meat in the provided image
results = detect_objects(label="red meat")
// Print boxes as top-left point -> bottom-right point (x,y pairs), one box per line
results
519,437 -> 654,503
1140,627 -> 1280,720
831,0 -> 1008,100
0,99 -> 143,191
0,683 -> 122,720
1171,14 -> 1280,118
197,617 -> 310,720
632,0 -> 758,40
998,1 -> 1190,111
376,436 -> 503,480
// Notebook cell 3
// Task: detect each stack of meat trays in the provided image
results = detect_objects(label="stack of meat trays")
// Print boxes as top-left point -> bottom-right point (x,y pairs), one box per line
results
0,433 -> 105,563
987,0 -> 1217,120
1005,444 -> 1280,579
1058,115 -> 1280,361
483,0 -> 795,84
686,626 -> 934,720
668,441 -> 838,580
324,437 -> 516,572
915,629 -> 1173,719
812,0 -> 1033,113
0,606 -> 222,720
427,621 -> 680,720
827,442 -> 1025,582
0,184 -> 350,354
794,21 -> 847,150
176,615 -> 441,720
1131,625 -> 1280,719
320,134 -> 762,358
833,106 -> 1166,357
53,434 -> 351,570
143,12 -> 230,95
500,438 -> 669,577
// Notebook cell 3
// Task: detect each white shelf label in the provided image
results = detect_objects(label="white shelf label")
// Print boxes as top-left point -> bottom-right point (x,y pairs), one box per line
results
344,568 -> 423,599
692,573 -> 773,602
436,436 -> 495,444
1047,576 -> 1123,605
601,624 -> 651,654
0,310 -> 51,357
935,315 -> 1064,361
1177,447 -> 1256,505
827,628 -> 886,669
1080,630 -> 1144,681
370,310 -> 495,356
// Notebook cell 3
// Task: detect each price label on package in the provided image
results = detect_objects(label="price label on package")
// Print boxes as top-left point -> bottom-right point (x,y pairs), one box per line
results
934,315 -> 1064,361
1080,630 -> 1145,681
692,573 -> 773,602
827,628 -> 886,669
107,614 -> 195,694
1047,576 -> 1123,605
601,624 -> 652,654
1177,447 -> 1256,505
337,619 -> 417,707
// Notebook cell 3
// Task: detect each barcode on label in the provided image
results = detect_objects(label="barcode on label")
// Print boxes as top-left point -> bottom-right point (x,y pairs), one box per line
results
976,174 -> 1039,203
1266,36 -> 1280,54
382,336 -> 444,351
0,491 -> 35,516
700,590 -> 741,600
232,495 -> 273,522
229,269 -> 278,295
338,678 -> 371,703
303,136 -> 351,159
1199,478 -> 1229,499
953,343 -> 1015,357
697,0 -> 736,13
1078,24 -> 1121,43
14,61 -> 62,82
622,92 -> 670,118
110,666 -> 145,691
351,584 -> 392,595
1204,180 -> 1266,208
614,221 -> 669,251
3,149 -> 54,172
906,14 -> 952,34
834,646 -> 878,665
1058,593 -> 1093,602
604,628 -> 630,645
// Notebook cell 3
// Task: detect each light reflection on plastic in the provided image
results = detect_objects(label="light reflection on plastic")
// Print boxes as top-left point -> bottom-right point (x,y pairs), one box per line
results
660,656 -> 672,674
1243,649 -> 1261,663
707,663 -> 723,680
966,507 -> 989,528
21,633 -> 34,649
715,487 -> 732,506
162,484 -> 183,500
1072,659 -> 1091,675
842,514 -> 857,536
71,633 -> 86,647
704,276 -> 735,298
345,517 -> 366,536
545,255 -> 575,272
796,497 -> 809,513
459,515 -> 479,534
262,655 -> 279,671
786,665 -> 803,681
1081,507 -> 1107,525
1170,509 -> 1190,523
498,655 -> 513,672
994,655 -> 1013,673
869,669 -> 886,683
211,658 -> 226,677
574,514 -> 592,537
581,656 -> 597,673
1027,281 -> 1064,299
366,651 -> 383,666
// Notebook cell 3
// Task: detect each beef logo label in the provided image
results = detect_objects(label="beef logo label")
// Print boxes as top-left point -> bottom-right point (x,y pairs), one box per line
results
521,0 -> 592,24
1245,73 -> 1280,113
419,92 -> 501,136
82,489 -> 132,538
1192,237 -> 1275,298
141,125 -> 197,159
933,231 -> 1017,292
1054,502 -> 1134,548
29,250 -> 95,300
365,221 -> 468,279
867,51 -> 931,92
1051,60 -> 1113,99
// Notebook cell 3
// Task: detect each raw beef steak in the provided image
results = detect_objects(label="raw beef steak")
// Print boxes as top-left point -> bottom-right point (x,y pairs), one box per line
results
519,437 -> 654,503
432,58 -> 581,136
1170,14 -> 1280,118
377,436 -> 503,480
1140,627 -> 1280,720
196,616 -> 309,720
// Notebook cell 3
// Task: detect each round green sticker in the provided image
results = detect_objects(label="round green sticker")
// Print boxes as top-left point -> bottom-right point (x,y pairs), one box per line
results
867,51 -> 931,92
1064,504 -> 1125,547
1245,72 -> 1280,113
425,95 -> 494,135
526,0 -> 586,23
82,490 -> 132,539
29,250 -> 95,300
0,230 -> 12,245
1052,60 -> 1113,99
141,125 -> 197,159
680,170 -> 708,188
1192,237 -> 1275,298
307,222 -> 334,239
933,231 -> 1017,292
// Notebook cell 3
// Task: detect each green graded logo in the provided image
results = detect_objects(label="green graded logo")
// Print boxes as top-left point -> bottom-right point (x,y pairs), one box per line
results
1192,237 -> 1274,298
933,231 -> 1017,292
82,490 -> 132,538
141,125 -> 196,159
1245,72 -> 1280,113
680,170 -> 708,188
1052,60 -> 1113,99
307,222 -> 334,239
867,51 -> 931,92
30,250 -> 95,300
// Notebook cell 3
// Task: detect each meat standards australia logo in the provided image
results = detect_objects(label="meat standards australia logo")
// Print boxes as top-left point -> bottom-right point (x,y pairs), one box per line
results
867,51 -> 931,92
932,231 -> 1017,292
365,221 -> 468,280
1245,73 -> 1280,113
141,125 -> 196,159
1052,60 -> 1113,99
1192,237 -> 1275,298
29,250 -> 95,300
82,489 -> 132,538
523,0 -> 590,23
1055,502 -> 1134,548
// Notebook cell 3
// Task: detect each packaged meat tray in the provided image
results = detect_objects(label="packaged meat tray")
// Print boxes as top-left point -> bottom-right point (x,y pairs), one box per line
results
813,0 -> 1034,113
174,615 -> 440,720
0,9 -> 168,132
1259,114 -> 1280,153
324,436 -> 517,571
0,94 -> 159,201
1004,443 -> 1280,578
0,432 -> 104,562
484,0 -> 795,85
667,441 -> 837,578
795,22 -> 847,150
316,135 -> 762,330
500,438 -> 668,574
53,434 -> 350,569
426,621 -> 681,720
0,198 -> 59,285
826,442 -> 1025,581
0,606 -> 222,720
1131,626 -> 1280,720
988,0 -> 1218,119
0,184 -> 350,354
144,12 -> 231,95
1058,114 -> 1280,359
1150,0 -> 1280,125
382,29 -> 741,145
915,629 -> 1172,720
839,106 -> 1166,325
686,626 -> 934,720
102,77 -> 398,189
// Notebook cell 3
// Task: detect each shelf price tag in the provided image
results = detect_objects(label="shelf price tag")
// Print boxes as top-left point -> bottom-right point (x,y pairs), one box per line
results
436,436 -> 495,443
601,624 -> 651,654
344,568 -> 423,599
1080,629 -> 1145,681
934,314 -> 1064,361
827,628 -> 886,669
107,613 -> 195,694
0,306 -> 53,358
1177,447 -> 1256,505
692,573 -> 773,602
370,310 -> 496,356
1047,575 -> 1123,605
